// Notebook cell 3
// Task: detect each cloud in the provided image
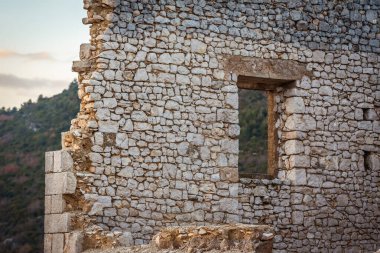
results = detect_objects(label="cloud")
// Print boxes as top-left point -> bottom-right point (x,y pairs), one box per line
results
0,49 -> 57,61
0,73 -> 68,89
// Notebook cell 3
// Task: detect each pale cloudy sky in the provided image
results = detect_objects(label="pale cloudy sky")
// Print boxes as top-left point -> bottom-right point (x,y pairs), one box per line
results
0,1 -> 89,108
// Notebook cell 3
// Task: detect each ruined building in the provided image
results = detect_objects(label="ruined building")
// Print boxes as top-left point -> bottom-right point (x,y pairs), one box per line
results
44,0 -> 380,252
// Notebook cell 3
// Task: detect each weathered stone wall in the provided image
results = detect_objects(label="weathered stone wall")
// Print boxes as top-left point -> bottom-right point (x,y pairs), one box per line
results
45,0 -> 380,252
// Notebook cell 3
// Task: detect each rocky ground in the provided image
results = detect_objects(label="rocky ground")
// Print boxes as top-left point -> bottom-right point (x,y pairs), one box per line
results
84,245 -> 245,253
84,224 -> 273,253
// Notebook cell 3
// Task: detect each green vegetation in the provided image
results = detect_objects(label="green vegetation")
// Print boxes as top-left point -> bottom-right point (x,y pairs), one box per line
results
238,89 -> 268,176
0,81 -> 80,253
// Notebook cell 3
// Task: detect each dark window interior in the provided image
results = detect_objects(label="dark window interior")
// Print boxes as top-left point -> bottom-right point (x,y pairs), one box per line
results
238,89 -> 269,176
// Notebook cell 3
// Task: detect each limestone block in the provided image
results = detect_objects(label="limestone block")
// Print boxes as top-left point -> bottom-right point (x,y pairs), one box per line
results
367,154 -> 379,171
292,211 -> 304,225
285,114 -> 316,131
118,167 -> 134,178
53,150 -> 73,173
64,231 -> 83,253
45,172 -> 77,195
221,139 -> 239,154
87,195 -> 112,215
51,194 -> 66,214
99,120 -> 119,133
285,97 -> 305,114
225,93 -> 238,109
307,173 -> 324,187
284,140 -> 304,155
190,39 -> 207,54
364,109 -> 379,120
116,133 -> 129,149
336,194 -> 349,207
287,168 -> 306,185
72,61 -> 91,73
289,155 -> 310,167
79,43 -> 91,60
45,213 -> 71,233
45,152 -> 54,173
117,232 -> 133,247
313,50 -> 325,63
134,69 -> 149,81
217,109 -> 239,123
219,198 -> 239,213
52,233 -> 64,253
44,233 -> 53,253
373,121 -> 380,133
45,195 -> 52,214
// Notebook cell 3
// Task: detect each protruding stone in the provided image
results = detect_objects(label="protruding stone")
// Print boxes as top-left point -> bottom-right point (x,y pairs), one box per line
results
72,61 -> 91,72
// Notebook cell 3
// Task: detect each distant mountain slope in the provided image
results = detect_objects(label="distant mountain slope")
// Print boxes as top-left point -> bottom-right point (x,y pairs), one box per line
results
0,81 -> 80,253
238,89 -> 268,175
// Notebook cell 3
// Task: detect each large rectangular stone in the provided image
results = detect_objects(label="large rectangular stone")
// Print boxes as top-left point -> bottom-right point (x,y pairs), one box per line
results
44,233 -> 52,253
45,172 -> 77,195
51,195 -> 66,214
45,195 -> 52,214
53,150 -> 74,173
45,152 -> 54,173
45,213 -> 71,233
64,231 -> 83,253
52,233 -> 64,253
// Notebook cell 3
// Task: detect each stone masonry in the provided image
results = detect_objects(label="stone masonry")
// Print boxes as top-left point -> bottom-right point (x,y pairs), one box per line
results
45,0 -> 380,252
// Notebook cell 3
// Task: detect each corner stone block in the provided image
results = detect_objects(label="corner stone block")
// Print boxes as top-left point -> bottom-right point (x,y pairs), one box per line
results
53,150 -> 74,173
64,231 -> 83,253
51,194 -> 66,214
52,233 -> 64,253
45,172 -> 77,195
44,233 -> 52,253
45,195 -> 52,214
45,152 -> 54,173
45,213 -> 71,233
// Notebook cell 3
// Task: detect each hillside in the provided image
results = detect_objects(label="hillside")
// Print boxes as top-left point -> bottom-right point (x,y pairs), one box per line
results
238,89 -> 268,176
0,81 -> 80,253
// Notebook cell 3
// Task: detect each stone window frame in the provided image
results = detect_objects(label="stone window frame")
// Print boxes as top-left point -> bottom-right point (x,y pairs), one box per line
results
224,56 -> 311,181
237,76 -> 294,179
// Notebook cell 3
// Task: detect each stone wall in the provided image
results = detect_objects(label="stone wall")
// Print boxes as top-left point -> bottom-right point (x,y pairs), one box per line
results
45,0 -> 380,252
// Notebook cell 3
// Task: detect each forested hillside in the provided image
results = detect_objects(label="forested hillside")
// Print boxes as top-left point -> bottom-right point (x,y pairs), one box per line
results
238,89 -> 268,176
0,81 -> 80,253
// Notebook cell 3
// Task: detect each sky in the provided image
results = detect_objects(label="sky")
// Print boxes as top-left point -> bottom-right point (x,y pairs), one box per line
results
0,0 -> 89,108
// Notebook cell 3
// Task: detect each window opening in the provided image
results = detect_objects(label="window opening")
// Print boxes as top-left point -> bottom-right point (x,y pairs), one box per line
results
237,76 -> 287,179
238,89 -> 269,177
